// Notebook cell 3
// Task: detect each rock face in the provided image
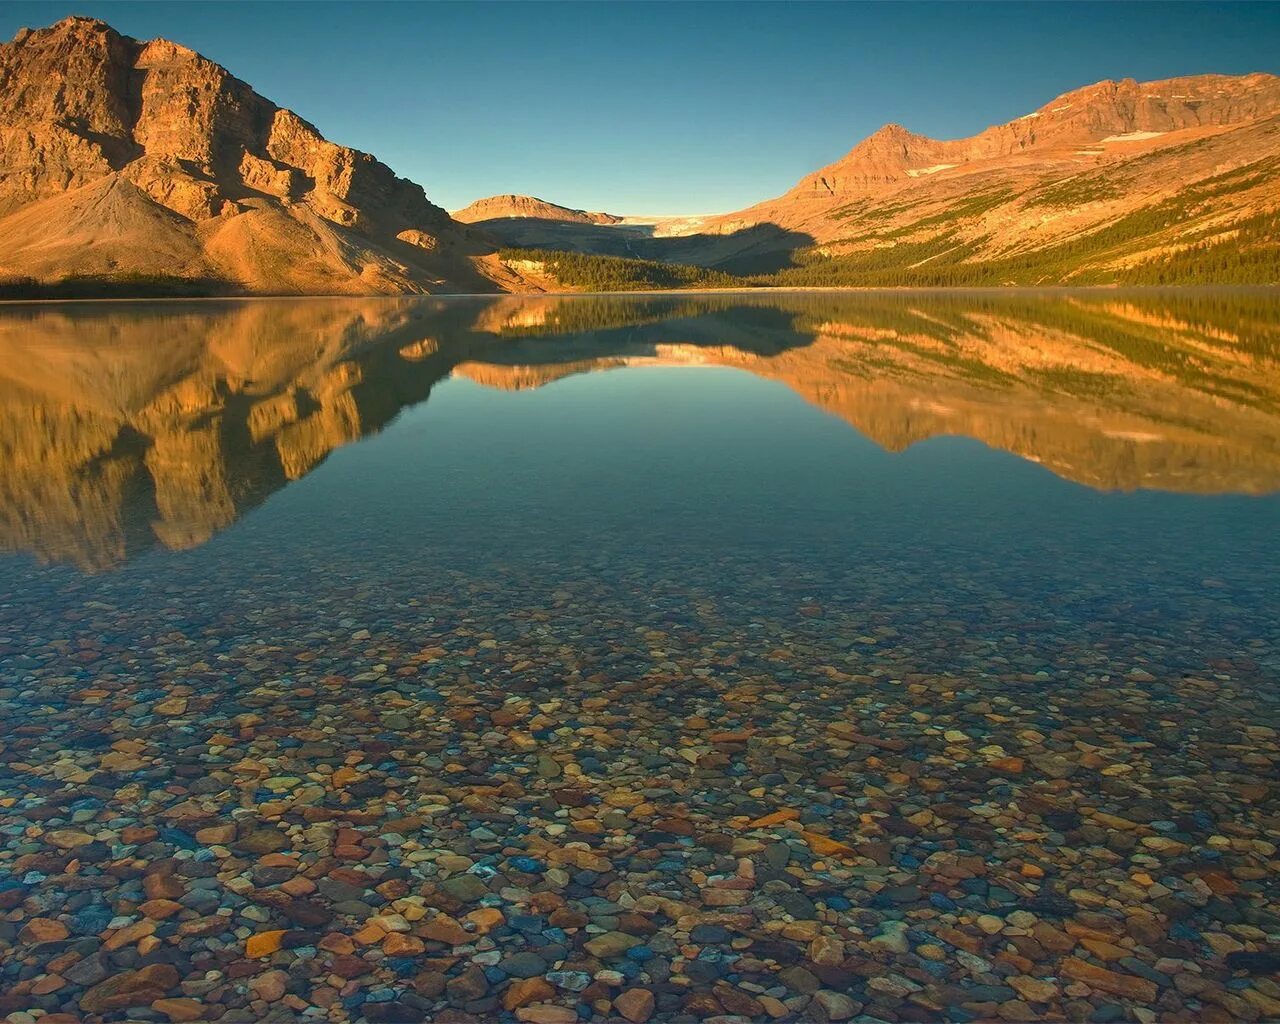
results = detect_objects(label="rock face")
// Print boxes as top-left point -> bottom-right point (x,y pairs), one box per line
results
0,17 -> 517,293
453,194 -> 622,225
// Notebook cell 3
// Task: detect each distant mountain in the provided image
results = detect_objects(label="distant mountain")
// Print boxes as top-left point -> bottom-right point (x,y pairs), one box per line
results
696,73 -> 1280,283
454,194 -> 622,225
0,17 -> 526,294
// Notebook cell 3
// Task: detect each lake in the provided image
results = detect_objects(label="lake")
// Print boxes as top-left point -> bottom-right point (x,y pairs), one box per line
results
1,291 -> 1278,1022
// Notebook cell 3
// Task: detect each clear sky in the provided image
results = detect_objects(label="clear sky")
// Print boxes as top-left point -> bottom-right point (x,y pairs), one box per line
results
3,1 -> 1278,215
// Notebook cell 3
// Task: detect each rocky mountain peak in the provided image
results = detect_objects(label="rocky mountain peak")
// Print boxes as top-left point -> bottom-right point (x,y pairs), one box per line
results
453,194 -> 622,225
0,16 -> 517,293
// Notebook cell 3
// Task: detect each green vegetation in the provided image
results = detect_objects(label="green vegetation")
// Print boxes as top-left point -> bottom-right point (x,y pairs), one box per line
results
493,155 -> 1280,293
0,274 -> 243,300
499,249 -> 740,292
1113,211 -> 1280,286
756,189 -> 1280,288
879,188 -> 1017,238
1025,174 -> 1125,208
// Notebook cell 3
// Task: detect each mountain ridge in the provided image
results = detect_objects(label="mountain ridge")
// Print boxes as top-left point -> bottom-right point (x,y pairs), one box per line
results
705,72 -> 1280,234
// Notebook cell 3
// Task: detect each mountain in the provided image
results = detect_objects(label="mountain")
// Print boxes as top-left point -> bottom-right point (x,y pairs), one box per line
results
696,73 -> 1280,283
2,19 -> 1276,294
453,194 -> 622,225
0,17 -> 526,294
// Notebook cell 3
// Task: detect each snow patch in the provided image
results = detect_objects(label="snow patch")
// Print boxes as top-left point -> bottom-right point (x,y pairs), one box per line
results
906,164 -> 956,178
1103,429 -> 1164,443
1101,131 -> 1166,143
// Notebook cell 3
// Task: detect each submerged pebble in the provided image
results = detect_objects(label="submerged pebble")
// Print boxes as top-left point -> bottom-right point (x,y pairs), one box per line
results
0,458 -> 1277,1024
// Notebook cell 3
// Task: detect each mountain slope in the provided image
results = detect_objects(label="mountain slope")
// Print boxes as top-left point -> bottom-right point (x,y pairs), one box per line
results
453,194 -> 622,225
697,73 -> 1280,283
0,17 -> 518,294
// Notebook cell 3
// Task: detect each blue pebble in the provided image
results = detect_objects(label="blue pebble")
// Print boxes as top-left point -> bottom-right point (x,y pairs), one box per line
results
159,827 -> 197,850
70,907 -> 113,935
484,966 -> 507,983
625,945 -> 654,962
547,971 -> 591,992
930,893 -> 958,911
509,856 -> 545,874
70,797 -> 104,811
825,895 -> 852,910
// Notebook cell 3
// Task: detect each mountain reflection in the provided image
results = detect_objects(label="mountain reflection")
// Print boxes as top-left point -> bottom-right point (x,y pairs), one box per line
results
2,290 -> 1278,570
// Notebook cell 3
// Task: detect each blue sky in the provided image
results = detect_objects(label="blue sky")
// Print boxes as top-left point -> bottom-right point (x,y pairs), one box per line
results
3,2 -> 1278,215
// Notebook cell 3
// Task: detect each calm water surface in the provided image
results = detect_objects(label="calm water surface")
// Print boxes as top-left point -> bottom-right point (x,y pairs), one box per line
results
0,292 -> 1277,1022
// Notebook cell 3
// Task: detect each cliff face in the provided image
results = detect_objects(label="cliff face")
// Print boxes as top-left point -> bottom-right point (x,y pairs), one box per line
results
0,17 -> 518,294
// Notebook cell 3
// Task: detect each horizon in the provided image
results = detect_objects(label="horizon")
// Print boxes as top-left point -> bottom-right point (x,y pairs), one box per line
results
3,1 -> 1279,216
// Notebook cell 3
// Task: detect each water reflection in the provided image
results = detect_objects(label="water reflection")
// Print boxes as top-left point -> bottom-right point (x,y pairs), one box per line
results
1,290 -> 1277,570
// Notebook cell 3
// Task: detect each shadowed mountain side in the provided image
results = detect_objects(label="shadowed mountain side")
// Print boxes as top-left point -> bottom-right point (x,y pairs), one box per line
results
1,291 -> 1277,569
479,222 -> 817,275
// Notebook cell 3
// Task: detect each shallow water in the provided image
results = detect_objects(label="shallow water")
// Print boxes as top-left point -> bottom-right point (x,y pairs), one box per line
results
1,291 -> 1278,1022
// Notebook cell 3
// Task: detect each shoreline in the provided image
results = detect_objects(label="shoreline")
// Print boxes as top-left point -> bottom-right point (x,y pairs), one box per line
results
2,282 -> 1278,306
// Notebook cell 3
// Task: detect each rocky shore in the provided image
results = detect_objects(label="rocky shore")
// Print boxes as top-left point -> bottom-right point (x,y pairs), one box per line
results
1,533 -> 1277,1024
